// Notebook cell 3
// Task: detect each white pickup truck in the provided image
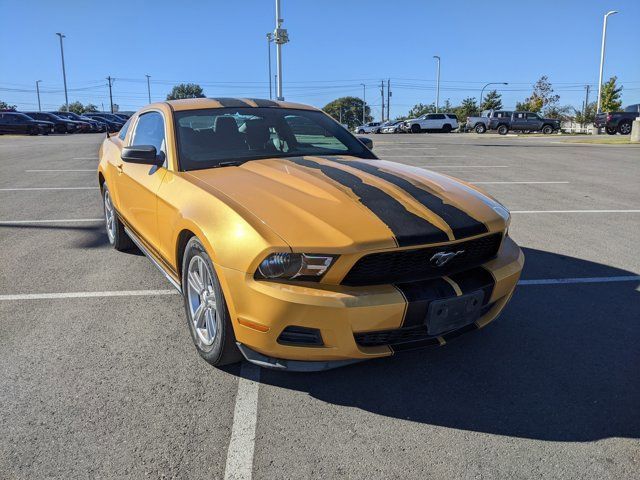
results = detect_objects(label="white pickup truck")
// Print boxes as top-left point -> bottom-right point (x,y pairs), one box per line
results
402,113 -> 458,133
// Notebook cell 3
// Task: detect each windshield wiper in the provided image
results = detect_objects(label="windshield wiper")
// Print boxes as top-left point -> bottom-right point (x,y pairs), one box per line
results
213,160 -> 246,168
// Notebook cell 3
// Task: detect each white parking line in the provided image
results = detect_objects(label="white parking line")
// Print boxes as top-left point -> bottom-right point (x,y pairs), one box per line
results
421,165 -> 509,168
519,276 -> 640,285
26,169 -> 95,172
72,157 -> 99,160
0,187 -> 97,191
0,218 -> 102,225
512,209 -> 640,214
382,155 -> 467,158
224,362 -> 261,480
471,181 -> 569,185
0,290 -> 177,301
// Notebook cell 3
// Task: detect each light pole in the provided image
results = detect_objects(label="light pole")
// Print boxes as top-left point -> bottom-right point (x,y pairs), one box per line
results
273,0 -> 289,101
597,10 -> 618,114
433,56 -> 440,113
360,83 -> 366,125
479,82 -> 508,109
35,80 -> 42,112
266,33 -> 273,99
55,33 -> 69,112
145,74 -> 151,103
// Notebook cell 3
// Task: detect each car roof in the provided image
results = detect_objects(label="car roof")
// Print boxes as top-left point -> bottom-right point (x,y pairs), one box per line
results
163,97 -> 318,112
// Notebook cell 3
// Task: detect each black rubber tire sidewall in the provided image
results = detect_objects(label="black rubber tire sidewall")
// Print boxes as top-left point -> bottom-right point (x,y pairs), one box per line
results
542,125 -> 553,135
181,237 -> 241,366
498,125 -> 508,135
411,124 -> 421,133
102,185 -> 133,251
618,122 -> 632,135
475,124 -> 486,134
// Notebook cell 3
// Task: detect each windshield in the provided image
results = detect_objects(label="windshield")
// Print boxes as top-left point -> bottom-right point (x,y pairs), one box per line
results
174,107 -> 375,171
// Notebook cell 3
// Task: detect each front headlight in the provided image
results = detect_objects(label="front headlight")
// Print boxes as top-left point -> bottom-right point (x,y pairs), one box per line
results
255,253 -> 336,281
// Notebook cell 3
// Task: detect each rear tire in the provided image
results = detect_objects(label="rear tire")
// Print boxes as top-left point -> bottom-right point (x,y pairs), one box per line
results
358,129 -> 365,134
102,184 -> 134,252
182,237 -> 242,367
618,121 -> 632,135
475,123 -> 486,134
541,125 -> 553,135
442,124 -> 452,133
411,124 -> 421,133
497,124 -> 509,135
605,126 -> 617,135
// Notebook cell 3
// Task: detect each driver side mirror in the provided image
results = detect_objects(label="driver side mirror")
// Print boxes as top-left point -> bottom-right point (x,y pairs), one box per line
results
121,145 -> 163,166
357,136 -> 373,150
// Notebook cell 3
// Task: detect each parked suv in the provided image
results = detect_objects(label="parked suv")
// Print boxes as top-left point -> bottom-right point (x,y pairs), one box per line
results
403,113 -> 458,133
355,122 -> 381,134
466,110 -> 513,134
488,111 -> 560,135
594,104 -> 640,135
0,112 -> 53,135
24,112 -> 80,133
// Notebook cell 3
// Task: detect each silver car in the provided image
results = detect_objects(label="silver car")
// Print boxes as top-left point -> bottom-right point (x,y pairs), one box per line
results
354,121 -> 382,134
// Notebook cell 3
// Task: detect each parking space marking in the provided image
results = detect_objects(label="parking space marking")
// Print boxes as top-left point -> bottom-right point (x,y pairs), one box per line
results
0,289 -> 177,301
0,218 -> 102,225
382,155 -> 467,158
0,187 -> 97,191
72,157 -> 99,160
512,209 -> 640,214
224,362 -> 261,480
25,169 -> 95,172
421,165 -> 509,168
519,276 -> 640,285
471,181 -> 569,185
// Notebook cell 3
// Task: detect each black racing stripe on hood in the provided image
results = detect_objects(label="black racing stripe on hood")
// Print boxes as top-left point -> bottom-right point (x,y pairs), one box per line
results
323,158 -> 488,239
248,99 -> 279,107
211,98 -> 253,108
290,158 -> 448,247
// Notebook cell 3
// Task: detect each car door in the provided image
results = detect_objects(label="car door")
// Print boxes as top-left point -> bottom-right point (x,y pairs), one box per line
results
0,114 -> 12,133
511,112 -> 527,131
526,113 -> 543,130
115,111 -> 167,248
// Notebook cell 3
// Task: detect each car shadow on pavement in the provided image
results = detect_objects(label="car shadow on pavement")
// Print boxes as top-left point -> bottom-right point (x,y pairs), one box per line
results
258,247 -> 640,442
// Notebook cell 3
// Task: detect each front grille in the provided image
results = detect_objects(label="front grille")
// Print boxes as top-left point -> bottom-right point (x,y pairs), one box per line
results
354,302 -> 494,350
342,233 -> 502,286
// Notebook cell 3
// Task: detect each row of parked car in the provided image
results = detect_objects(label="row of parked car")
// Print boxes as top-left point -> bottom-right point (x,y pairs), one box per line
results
0,110 -> 130,135
355,113 -> 461,135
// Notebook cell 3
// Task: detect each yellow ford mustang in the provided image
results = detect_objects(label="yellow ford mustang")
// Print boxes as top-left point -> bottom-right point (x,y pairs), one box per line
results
98,98 -> 523,371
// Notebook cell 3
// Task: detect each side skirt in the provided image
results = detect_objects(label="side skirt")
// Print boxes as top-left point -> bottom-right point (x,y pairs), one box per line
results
123,226 -> 182,294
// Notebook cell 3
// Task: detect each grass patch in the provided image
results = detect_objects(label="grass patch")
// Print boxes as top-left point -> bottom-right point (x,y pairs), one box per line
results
557,136 -> 636,145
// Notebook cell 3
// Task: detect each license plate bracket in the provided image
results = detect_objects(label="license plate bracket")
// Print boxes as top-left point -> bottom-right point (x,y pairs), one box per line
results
426,290 -> 485,336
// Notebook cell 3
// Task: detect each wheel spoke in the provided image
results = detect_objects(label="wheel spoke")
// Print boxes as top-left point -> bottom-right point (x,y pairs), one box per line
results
193,302 -> 207,329
188,269 -> 204,293
205,308 -> 217,341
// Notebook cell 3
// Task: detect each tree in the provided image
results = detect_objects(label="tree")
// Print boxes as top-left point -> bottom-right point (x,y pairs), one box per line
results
0,100 -> 16,110
441,99 -> 453,112
454,97 -> 480,123
407,102 -> 437,118
66,101 -> 85,114
600,76 -> 623,112
574,101 -> 597,125
166,83 -> 205,100
323,97 -> 371,129
519,75 -> 559,113
544,104 -> 573,120
84,103 -> 98,113
480,90 -> 502,111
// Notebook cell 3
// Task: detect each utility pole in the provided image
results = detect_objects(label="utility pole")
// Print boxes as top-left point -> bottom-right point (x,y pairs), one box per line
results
380,80 -> 385,122
106,76 -> 114,113
597,10 -> 618,113
35,80 -> 42,112
56,33 -> 69,112
273,0 -> 289,101
583,85 -> 590,117
266,33 -> 273,99
145,74 -> 151,103
433,55 -> 440,113
387,79 -> 391,121
360,83 -> 366,125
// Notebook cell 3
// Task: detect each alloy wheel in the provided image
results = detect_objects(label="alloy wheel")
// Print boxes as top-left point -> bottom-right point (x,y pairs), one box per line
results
103,189 -> 116,244
187,255 -> 218,346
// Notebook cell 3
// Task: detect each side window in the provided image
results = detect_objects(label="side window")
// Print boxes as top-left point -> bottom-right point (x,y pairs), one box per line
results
118,118 -> 131,140
527,113 -> 540,120
131,112 -> 165,154
516,113 -> 526,119
432,114 -> 446,120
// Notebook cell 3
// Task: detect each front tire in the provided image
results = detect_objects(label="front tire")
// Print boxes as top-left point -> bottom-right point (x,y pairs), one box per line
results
541,125 -> 553,135
357,129 -> 365,134
442,124 -> 452,133
475,123 -> 486,134
497,124 -> 509,135
618,121 -> 632,135
182,237 -> 242,367
605,126 -> 617,135
411,124 -> 421,133
102,185 -> 133,251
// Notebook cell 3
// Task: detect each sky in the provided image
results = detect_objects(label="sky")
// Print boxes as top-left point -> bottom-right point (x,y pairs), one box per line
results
1,0 -> 639,118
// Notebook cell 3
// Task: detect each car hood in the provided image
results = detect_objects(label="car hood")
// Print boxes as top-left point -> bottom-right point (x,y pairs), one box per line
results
185,155 -> 508,252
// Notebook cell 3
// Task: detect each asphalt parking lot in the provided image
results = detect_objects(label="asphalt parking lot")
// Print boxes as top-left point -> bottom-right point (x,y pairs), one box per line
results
1,132 -> 639,479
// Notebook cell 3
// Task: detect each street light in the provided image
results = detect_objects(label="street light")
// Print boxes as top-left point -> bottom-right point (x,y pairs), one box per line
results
480,82 -> 508,109
35,80 -> 42,112
55,33 -> 69,112
433,56 -> 440,113
360,83 -> 366,125
273,0 -> 289,101
596,10 -> 619,114
145,74 -> 151,104
266,33 -> 273,99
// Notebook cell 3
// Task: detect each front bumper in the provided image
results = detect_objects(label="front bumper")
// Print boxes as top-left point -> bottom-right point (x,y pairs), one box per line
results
221,236 -> 523,367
